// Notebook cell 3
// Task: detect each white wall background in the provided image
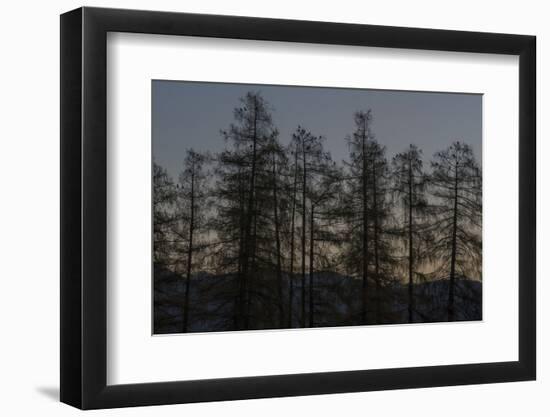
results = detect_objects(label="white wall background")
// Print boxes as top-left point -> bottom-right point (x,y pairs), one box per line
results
0,0 -> 545,415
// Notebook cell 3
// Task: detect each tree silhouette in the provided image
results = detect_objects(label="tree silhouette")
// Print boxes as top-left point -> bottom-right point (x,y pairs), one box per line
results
392,144 -> 428,323
342,110 -> 373,324
342,111 -> 393,324
307,160 -> 342,327
286,139 -> 300,327
264,136 -> 288,326
428,142 -> 482,321
153,162 -> 176,266
173,150 -> 210,332
290,126 -> 333,327
365,138 -> 392,323
216,92 -> 279,329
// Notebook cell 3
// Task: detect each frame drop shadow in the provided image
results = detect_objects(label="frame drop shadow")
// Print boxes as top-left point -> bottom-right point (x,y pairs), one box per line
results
36,386 -> 59,401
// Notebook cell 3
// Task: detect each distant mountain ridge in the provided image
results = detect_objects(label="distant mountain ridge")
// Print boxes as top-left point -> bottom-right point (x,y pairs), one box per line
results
154,265 -> 481,334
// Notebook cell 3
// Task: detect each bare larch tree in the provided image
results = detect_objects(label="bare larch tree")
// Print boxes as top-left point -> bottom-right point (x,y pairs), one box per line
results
342,111 -> 375,324
429,141 -> 482,321
291,126 -> 329,327
392,144 -> 428,323
216,92 -> 278,329
174,150 -> 210,332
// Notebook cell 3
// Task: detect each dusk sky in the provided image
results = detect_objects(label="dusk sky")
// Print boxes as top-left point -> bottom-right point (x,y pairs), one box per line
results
152,80 -> 482,180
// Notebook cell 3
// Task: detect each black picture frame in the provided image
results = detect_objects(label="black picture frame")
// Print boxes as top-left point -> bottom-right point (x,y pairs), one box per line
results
60,6 -> 536,410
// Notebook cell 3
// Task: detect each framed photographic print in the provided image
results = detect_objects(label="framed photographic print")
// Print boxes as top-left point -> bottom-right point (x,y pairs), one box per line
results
60,6 -> 536,409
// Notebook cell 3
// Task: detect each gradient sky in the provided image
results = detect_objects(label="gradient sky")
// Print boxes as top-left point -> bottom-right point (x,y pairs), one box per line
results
152,80 -> 482,180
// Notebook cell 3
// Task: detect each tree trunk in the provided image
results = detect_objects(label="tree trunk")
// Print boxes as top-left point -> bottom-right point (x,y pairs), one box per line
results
361,132 -> 369,325
301,141 -> 307,327
235,168 -> 246,329
371,156 -> 381,324
448,163 -> 459,321
288,148 -> 299,327
241,101 -> 258,330
183,168 -> 194,333
309,204 -> 315,328
272,154 -> 284,326
408,159 -> 414,323
246,203 -> 258,329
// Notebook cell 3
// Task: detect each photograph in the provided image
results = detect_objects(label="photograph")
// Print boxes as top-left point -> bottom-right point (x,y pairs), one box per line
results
152,81 -> 482,334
